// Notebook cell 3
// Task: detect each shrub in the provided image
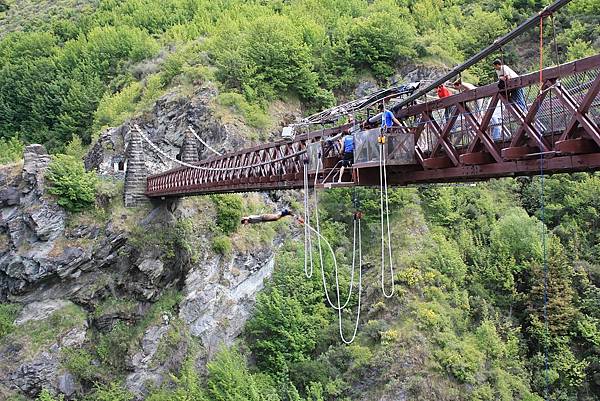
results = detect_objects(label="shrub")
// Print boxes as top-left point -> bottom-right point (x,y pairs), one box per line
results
396,267 -> 424,287
434,336 -> 483,384
207,348 -> 264,401
88,382 -> 133,401
347,8 -> 416,80
210,194 -> 243,235
96,321 -> 136,370
212,235 -> 232,255
0,136 -> 24,165
0,303 -> 21,339
93,82 -> 142,133
61,347 -> 102,383
63,134 -> 86,160
380,329 -> 400,346
217,92 -> 271,129
147,357 -> 208,401
46,154 -> 98,212
36,390 -> 64,401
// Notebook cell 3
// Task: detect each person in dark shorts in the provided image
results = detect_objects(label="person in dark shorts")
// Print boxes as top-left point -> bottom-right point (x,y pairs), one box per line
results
241,209 -> 292,225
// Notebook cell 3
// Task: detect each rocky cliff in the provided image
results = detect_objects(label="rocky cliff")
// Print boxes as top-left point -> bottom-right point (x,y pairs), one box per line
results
0,86 -> 297,400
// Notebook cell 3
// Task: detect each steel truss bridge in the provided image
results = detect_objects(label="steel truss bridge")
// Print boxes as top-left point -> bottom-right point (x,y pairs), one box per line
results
144,54 -> 600,198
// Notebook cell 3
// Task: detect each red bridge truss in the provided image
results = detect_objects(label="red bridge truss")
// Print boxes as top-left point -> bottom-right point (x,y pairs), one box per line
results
145,54 -> 600,198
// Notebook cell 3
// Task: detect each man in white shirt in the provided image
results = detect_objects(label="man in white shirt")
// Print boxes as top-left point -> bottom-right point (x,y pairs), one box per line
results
453,79 -> 483,118
493,59 -> 526,111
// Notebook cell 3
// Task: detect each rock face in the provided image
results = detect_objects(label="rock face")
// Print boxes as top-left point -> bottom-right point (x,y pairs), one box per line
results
85,85 -> 238,180
0,88 -> 292,400
1,300 -> 87,400
180,248 -> 277,357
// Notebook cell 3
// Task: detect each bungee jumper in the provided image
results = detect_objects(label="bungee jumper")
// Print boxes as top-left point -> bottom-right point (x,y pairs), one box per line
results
240,209 -> 293,225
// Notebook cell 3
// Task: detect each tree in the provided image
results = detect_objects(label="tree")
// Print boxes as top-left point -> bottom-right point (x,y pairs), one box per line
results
527,237 -> 578,339
207,349 -> 264,401
246,288 -> 320,375
46,154 -> 98,212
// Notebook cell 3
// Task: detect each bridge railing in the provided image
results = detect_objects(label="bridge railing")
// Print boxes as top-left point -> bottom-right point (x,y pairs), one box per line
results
145,127 -> 344,196
394,54 -> 600,168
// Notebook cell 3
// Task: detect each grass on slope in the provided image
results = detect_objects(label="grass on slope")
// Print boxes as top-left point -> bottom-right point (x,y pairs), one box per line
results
0,0 -> 97,37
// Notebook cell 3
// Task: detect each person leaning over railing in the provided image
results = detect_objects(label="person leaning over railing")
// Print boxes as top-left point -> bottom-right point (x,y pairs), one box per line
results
453,79 -> 483,120
493,59 -> 526,111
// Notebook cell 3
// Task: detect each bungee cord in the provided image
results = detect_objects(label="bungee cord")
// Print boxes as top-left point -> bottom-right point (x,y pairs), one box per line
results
301,216 -> 363,344
378,133 -> 395,298
303,159 -> 314,279
311,155 -> 357,311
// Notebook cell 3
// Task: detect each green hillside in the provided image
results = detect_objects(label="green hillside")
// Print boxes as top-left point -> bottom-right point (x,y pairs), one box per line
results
0,0 -> 598,156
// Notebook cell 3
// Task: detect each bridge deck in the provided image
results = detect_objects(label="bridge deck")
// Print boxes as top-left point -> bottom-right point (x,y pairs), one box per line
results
145,54 -> 600,198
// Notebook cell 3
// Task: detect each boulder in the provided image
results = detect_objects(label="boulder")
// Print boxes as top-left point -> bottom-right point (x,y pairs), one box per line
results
21,144 -> 51,195
14,299 -> 72,325
10,352 -> 59,398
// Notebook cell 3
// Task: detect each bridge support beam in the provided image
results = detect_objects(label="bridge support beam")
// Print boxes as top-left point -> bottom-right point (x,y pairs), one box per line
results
124,128 -> 150,207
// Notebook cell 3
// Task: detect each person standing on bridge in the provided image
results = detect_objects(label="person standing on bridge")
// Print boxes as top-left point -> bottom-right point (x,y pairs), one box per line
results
453,79 -> 483,119
437,84 -> 455,125
378,103 -> 401,131
493,59 -> 527,111
338,130 -> 355,183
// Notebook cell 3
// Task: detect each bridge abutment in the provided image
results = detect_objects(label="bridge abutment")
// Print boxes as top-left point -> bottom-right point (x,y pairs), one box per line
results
124,128 -> 150,207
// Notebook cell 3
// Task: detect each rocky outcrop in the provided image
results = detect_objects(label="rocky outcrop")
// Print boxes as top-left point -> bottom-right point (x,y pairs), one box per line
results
0,300 -> 87,400
180,248 -> 277,357
85,85 -> 236,180
0,142 -> 289,399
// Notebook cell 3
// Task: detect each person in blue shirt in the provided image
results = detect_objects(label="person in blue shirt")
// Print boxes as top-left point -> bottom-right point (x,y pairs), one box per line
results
378,103 -> 401,130
338,132 -> 354,182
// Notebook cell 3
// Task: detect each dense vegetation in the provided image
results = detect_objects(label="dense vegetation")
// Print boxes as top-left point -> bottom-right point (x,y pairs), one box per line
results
0,0 -> 599,160
28,175 -> 600,401
36,173 -> 596,401
1,0 -> 600,400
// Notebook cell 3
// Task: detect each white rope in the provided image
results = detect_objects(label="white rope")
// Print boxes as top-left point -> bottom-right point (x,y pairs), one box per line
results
187,126 -> 223,156
134,124 -> 307,172
311,158 -> 357,311
301,139 -> 362,343
303,218 -> 362,344
338,217 -> 362,344
378,135 -> 395,298
303,160 -> 314,278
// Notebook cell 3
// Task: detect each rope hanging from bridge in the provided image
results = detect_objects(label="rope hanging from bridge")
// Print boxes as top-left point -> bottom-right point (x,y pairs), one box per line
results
311,154 -> 358,311
378,133 -> 395,298
538,16 -> 552,401
187,126 -> 222,156
303,159 -> 314,279
301,155 -> 363,343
